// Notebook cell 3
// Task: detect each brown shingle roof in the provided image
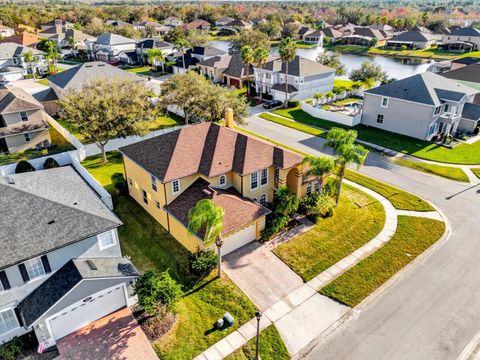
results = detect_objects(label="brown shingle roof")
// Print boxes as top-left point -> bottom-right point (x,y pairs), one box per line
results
0,85 -> 43,114
120,122 -> 303,183
164,178 -> 270,237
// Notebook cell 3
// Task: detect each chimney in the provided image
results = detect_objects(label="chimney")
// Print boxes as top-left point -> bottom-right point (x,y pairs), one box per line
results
225,107 -> 234,128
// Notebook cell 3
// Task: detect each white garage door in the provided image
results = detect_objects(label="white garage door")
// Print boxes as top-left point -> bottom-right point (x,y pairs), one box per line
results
48,284 -> 127,341
223,223 -> 257,255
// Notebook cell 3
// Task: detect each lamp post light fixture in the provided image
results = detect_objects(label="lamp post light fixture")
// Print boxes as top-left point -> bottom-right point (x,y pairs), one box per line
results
254,311 -> 262,360
215,236 -> 224,278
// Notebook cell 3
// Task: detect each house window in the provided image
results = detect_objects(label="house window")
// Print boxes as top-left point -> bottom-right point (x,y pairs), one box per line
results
381,97 -> 388,108
24,257 -> 45,280
250,171 -> 258,190
428,123 -> 437,136
434,106 -> 441,115
444,104 -> 449,113
0,309 -> 18,336
376,114 -> 384,124
306,182 -> 312,195
260,168 -> 268,186
314,181 -> 320,193
151,175 -> 157,192
24,133 -> 31,142
219,175 -> 226,187
142,189 -> 148,204
155,200 -> 161,209
259,194 -> 267,206
20,111 -> 28,122
172,179 -> 180,194
98,230 -> 116,250
274,167 -> 280,183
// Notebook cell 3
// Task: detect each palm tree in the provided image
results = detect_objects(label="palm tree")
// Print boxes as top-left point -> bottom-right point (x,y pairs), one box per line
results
173,38 -> 190,73
22,50 -> 36,79
240,45 -> 254,96
313,93 -> 324,106
188,199 -> 225,278
147,48 -> 166,73
278,37 -> 297,108
253,47 -> 268,101
272,187 -> 298,217
302,155 -> 335,193
325,128 -> 369,206
67,36 -> 77,58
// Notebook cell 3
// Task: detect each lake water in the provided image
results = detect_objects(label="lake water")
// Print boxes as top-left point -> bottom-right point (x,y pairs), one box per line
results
208,40 -> 436,80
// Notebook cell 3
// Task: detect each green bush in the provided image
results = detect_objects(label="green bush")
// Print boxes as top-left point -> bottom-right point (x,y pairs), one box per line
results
134,271 -> 182,315
299,192 -> 335,222
0,337 -> 23,360
262,215 -> 289,241
287,100 -> 299,108
43,157 -> 59,169
15,160 -> 35,173
111,172 -> 128,195
189,249 -> 217,278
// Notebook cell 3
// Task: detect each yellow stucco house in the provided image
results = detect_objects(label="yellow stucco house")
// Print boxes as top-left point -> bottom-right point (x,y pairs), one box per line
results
119,115 -> 316,254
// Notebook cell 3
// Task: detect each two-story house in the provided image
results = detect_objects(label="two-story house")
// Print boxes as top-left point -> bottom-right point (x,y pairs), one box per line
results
169,46 -> 226,74
119,112 -> 314,254
0,43 -> 46,82
361,72 -> 480,140
253,55 -> 335,102
122,39 -> 173,66
197,52 -> 251,87
0,166 -> 138,349
86,32 -> 137,62
440,27 -> 480,52
0,85 -> 50,154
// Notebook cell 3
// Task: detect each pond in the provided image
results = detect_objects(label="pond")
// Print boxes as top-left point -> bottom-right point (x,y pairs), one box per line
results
208,40 -> 436,80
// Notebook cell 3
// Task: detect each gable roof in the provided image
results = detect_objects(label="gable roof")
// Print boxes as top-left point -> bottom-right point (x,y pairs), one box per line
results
262,55 -> 335,77
119,122 -> 303,183
164,178 -> 270,238
17,257 -> 138,327
351,27 -> 386,40
95,32 -> 135,45
0,166 -> 122,270
0,42 -> 43,59
0,32 -> 41,46
451,57 -> 480,65
192,46 -> 226,57
448,27 -> 480,37
198,54 -> 232,69
0,84 -> 43,114
136,39 -> 172,49
442,63 -> 480,84
184,19 -> 210,30
225,19 -> 252,28
389,30 -> 433,43
47,61 -> 143,93
223,53 -> 250,78
105,20 -> 131,27
309,27 -> 342,39
366,72 -> 477,106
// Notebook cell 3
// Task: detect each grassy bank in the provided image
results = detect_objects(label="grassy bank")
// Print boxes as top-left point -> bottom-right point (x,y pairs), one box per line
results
320,216 -> 445,307
391,158 -> 470,182
472,168 -> 480,179
274,184 -> 385,281
259,113 -> 324,136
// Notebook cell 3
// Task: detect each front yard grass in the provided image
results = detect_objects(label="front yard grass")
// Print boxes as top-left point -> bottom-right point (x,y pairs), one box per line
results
391,158 -> 470,182
345,169 -> 434,211
472,168 -> 480,179
120,66 -> 165,77
274,184 -> 385,282
320,216 -> 445,307
226,325 -> 290,360
333,78 -> 355,91
81,152 -> 273,359
259,113 -> 324,137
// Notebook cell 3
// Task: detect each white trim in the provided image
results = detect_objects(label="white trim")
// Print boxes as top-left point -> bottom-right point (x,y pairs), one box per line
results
24,256 -> 46,281
0,308 -> 20,338
97,230 -> 117,251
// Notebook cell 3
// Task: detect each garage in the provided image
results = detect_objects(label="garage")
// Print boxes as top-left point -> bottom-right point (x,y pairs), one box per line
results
223,223 -> 258,255
47,284 -> 127,341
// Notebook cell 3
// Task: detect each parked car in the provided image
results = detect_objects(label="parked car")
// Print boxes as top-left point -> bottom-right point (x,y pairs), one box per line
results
263,100 -> 283,109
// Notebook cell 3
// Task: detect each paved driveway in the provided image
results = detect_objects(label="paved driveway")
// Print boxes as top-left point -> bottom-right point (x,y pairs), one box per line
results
223,241 -> 304,311
56,307 -> 157,360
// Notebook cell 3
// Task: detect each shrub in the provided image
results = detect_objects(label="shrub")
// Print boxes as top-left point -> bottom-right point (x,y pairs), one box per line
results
0,337 -> 23,360
15,160 -> 35,174
262,215 -> 289,241
287,100 -> 299,108
299,192 -> 335,221
134,271 -> 182,315
43,157 -> 59,169
272,187 -> 298,217
111,172 -> 128,195
189,249 -> 217,277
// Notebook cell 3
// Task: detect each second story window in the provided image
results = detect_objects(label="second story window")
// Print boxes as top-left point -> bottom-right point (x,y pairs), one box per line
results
24,257 -> 46,280
142,189 -> 148,204
274,167 -> 280,183
151,175 -> 157,192
24,133 -> 30,142
260,168 -> 268,186
434,106 -> 441,115
381,97 -> 389,108
250,171 -> 258,190
444,104 -> 450,113
20,111 -> 28,122
219,175 -> 226,187
0,270 -> 10,292
172,179 -> 180,194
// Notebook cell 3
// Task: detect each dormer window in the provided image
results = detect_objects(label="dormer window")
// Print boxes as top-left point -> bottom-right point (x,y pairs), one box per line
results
381,97 -> 389,108
172,179 -> 180,194
219,175 -> 226,187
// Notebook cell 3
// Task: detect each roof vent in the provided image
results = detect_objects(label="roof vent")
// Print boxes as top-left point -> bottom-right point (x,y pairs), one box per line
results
47,220 -> 55,225
86,260 -> 97,270
7,177 -> 14,184
73,202 -> 78,206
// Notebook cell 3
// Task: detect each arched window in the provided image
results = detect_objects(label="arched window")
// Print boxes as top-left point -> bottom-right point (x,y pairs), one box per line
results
259,194 -> 267,206
219,175 -> 226,187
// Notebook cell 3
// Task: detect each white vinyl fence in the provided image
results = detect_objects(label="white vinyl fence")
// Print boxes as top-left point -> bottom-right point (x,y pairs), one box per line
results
301,101 -> 361,127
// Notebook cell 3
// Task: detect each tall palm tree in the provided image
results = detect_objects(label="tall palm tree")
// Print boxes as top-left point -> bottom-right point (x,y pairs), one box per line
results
173,38 -> 190,73
253,47 -> 268,101
147,48 -> 166,73
278,37 -> 297,108
302,155 -> 335,193
325,128 -> 369,206
22,50 -> 36,79
240,45 -> 254,96
188,199 -> 225,278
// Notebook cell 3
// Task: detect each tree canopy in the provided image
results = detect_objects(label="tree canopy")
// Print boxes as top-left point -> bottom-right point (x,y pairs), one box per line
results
349,60 -> 387,84
317,51 -> 346,76
229,29 -> 270,54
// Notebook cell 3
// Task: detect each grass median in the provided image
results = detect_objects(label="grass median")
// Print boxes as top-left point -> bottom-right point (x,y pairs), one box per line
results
259,113 -> 324,136
320,216 -> 445,307
391,158 -> 470,182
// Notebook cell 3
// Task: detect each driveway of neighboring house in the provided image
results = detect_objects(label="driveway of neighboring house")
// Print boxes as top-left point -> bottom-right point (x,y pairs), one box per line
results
223,241 -> 304,311
56,307 -> 157,360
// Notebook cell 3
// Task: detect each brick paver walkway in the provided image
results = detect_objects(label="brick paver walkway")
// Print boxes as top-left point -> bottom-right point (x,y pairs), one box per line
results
56,307 -> 157,360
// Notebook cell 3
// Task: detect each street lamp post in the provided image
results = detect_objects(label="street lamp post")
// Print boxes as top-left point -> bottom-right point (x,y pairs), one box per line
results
215,237 -> 224,278
254,311 -> 262,360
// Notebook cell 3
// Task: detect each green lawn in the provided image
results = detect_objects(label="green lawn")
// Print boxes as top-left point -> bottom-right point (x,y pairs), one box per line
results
121,66 -> 166,77
225,325 -> 290,360
81,152 -> 270,359
274,184 -> 385,282
345,170 -> 434,211
296,40 -> 318,49
0,126 -> 75,166
320,216 -> 445,307
472,168 -> 480,179
333,78 -> 355,91
391,158 -> 470,182
36,78 -> 49,86
259,113 -> 324,137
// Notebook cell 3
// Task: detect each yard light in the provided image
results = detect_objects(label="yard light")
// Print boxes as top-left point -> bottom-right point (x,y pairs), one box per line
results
254,311 -> 262,360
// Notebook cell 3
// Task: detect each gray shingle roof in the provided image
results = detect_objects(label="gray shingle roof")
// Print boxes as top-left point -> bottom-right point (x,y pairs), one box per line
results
389,30 -> 433,43
272,83 -> 298,93
0,84 -> 43,114
0,166 -> 121,270
448,27 -> 480,37
47,61 -> 143,94
462,103 -> 480,120
95,32 -> 135,45
441,63 -> 480,84
0,42 -> 43,59
223,53 -> 249,78
365,72 -> 477,106
262,55 -> 334,77
192,46 -> 226,57
17,257 -> 138,326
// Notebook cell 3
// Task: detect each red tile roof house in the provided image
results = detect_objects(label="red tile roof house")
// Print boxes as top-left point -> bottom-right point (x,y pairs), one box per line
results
119,117 -> 317,255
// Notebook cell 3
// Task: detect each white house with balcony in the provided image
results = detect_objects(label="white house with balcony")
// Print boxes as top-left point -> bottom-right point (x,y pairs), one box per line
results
253,55 -> 335,102
0,43 -> 46,82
